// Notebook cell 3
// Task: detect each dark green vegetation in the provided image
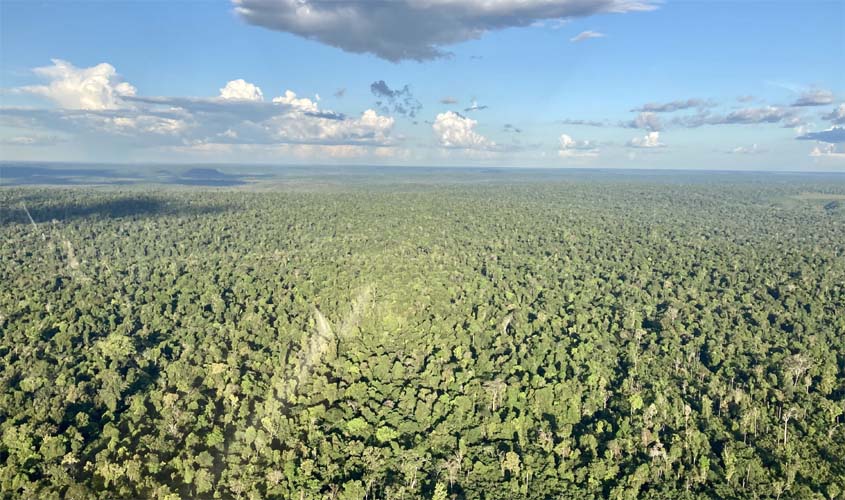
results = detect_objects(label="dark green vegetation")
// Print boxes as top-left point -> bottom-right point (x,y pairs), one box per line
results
1,174 -> 844,499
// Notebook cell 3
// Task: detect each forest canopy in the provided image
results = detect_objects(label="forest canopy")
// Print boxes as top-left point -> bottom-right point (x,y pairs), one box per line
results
1,177 -> 844,499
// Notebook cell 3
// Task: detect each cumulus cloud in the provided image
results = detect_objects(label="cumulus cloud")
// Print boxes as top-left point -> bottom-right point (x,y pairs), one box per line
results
626,131 -> 664,148
432,111 -> 496,150
558,133 -> 599,157
16,59 -> 136,110
823,104 -> 845,125
570,30 -> 605,42
233,0 -> 658,61
272,89 -> 319,112
6,60 -> 206,144
796,127 -> 845,144
219,79 -> 264,101
792,89 -> 834,107
370,80 -> 422,118
632,98 -> 713,113
622,111 -> 662,131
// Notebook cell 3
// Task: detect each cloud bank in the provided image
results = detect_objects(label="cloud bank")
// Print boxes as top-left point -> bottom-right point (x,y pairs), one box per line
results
5,60 -> 397,157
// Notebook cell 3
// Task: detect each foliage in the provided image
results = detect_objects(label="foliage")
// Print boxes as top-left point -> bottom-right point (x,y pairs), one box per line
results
1,180 -> 844,499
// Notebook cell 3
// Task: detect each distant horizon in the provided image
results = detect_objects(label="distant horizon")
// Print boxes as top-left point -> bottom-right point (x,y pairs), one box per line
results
3,159 -> 845,178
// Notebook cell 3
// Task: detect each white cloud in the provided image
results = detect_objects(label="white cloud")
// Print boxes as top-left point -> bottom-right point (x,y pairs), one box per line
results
271,90 -> 319,112
809,143 -> 845,159
627,131 -> 664,148
729,144 -> 765,155
570,30 -> 605,42
233,0 -> 657,61
219,79 -> 264,101
432,111 -> 496,150
558,133 -> 598,157
17,59 -> 136,110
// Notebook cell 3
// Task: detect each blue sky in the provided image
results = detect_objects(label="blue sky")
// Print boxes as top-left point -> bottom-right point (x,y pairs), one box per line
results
1,0 -> 843,170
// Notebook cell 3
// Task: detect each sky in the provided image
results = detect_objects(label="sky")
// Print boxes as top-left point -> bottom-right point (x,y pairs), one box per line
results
1,0 -> 844,170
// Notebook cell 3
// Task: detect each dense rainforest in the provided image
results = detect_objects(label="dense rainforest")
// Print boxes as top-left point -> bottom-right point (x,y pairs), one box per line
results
1,178 -> 844,499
